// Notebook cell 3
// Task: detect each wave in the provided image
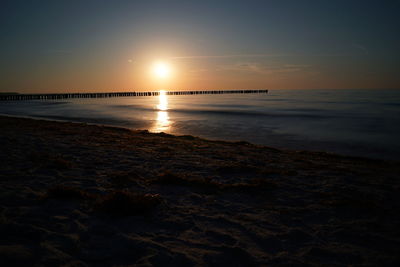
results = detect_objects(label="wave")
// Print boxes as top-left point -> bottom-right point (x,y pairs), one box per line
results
26,114 -> 147,127
196,103 -> 253,109
109,104 -> 335,119
170,109 -> 335,119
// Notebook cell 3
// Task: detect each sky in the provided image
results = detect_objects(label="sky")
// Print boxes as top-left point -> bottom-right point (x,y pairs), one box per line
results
1,0 -> 399,93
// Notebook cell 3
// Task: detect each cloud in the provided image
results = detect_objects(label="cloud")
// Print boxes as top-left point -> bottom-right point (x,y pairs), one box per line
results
217,62 -> 264,73
171,52 -> 356,61
170,53 -> 286,60
216,62 -> 311,74
351,43 -> 369,55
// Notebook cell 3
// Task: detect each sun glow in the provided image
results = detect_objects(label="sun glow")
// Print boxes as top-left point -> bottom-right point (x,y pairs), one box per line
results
152,61 -> 171,79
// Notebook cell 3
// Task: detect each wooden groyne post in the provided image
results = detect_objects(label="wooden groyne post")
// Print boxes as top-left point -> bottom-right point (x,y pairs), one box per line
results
0,89 -> 268,101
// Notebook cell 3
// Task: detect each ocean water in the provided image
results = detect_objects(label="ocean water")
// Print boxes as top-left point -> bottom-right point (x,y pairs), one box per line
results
1,89 -> 400,160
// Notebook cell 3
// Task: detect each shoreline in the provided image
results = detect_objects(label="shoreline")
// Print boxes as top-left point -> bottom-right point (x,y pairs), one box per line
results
2,112 -> 397,162
1,115 -> 399,265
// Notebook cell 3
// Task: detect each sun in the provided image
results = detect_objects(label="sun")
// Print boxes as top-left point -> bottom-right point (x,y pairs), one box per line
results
152,61 -> 171,79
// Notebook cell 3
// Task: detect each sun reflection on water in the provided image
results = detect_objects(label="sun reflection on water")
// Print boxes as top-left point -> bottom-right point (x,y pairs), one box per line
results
157,90 -> 168,111
151,90 -> 171,132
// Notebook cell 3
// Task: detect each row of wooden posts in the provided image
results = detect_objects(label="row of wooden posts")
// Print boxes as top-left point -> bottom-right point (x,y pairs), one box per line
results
0,89 -> 268,101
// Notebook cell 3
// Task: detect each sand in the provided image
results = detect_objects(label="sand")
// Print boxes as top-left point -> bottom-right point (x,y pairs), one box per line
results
0,115 -> 399,266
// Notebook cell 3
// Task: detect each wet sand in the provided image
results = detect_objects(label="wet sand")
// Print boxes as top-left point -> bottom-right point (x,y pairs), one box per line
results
0,115 -> 399,266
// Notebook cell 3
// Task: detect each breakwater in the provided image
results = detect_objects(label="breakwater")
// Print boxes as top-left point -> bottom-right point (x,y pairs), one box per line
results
0,90 -> 267,101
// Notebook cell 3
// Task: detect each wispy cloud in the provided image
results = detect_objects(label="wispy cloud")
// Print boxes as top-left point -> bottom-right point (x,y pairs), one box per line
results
217,62 -> 264,73
170,53 -> 287,60
351,43 -> 369,55
216,62 -> 311,74
171,52 -> 354,61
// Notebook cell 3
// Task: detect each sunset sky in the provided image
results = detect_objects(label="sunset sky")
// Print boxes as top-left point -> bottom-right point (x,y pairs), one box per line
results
1,0 -> 399,93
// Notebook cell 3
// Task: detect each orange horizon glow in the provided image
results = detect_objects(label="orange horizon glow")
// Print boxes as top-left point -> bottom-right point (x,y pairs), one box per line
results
2,56 -> 399,94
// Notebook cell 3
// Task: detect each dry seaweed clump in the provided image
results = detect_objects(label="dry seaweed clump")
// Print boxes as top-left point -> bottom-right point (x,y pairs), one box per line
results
96,191 -> 162,216
42,185 -> 93,200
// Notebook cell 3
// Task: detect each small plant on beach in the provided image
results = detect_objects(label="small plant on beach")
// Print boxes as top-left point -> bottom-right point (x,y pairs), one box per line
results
95,190 -> 162,216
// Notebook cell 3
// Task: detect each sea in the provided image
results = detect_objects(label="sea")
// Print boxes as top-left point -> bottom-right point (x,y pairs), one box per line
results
1,89 -> 399,160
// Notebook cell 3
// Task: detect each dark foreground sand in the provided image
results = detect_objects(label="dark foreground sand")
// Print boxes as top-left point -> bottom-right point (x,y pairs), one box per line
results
0,115 -> 399,266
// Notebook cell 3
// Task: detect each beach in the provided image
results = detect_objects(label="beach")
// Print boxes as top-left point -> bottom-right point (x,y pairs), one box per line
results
0,115 -> 399,265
